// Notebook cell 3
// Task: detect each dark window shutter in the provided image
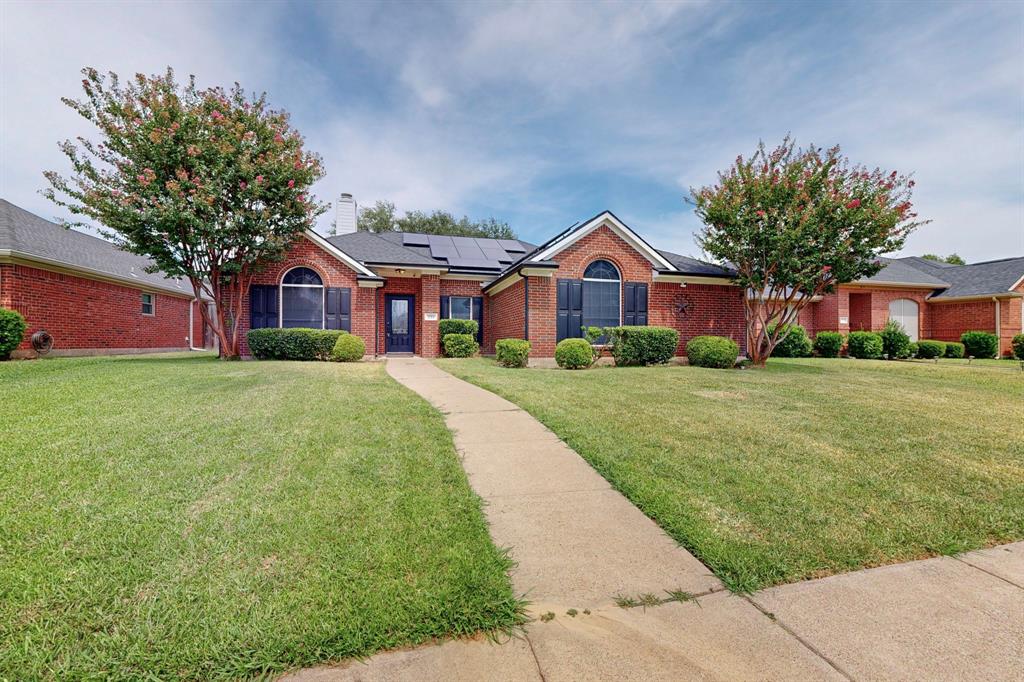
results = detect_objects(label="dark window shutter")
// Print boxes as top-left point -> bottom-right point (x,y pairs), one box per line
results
557,279 -> 584,341
441,296 -> 450,320
472,296 -> 483,344
624,283 -> 648,326
325,287 -> 351,331
250,285 -> 278,329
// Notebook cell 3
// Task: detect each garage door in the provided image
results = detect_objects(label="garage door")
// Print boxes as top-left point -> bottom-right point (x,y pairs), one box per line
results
888,299 -> 919,341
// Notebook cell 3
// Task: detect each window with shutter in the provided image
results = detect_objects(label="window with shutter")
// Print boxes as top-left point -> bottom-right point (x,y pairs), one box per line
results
325,288 -> 351,331
623,283 -> 648,326
249,285 -> 279,329
557,279 -> 584,341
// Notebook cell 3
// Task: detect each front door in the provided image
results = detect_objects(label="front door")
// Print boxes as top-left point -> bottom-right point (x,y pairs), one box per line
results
385,295 -> 415,353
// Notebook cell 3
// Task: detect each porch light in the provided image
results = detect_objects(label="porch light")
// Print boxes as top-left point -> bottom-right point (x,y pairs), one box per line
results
396,269 -> 406,274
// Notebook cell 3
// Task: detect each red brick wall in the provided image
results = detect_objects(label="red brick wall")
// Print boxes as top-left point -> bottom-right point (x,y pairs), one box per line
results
527,275 -> 558,356
2,263 -> 192,355
239,235 -> 375,357
650,282 -> 746,354
488,278 -> 526,354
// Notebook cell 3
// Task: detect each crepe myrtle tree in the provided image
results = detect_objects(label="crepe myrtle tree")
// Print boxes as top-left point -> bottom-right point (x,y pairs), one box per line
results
44,68 -> 327,358
691,138 -> 927,367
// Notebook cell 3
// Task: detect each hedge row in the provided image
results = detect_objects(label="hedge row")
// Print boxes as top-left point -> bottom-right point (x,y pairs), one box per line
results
247,328 -> 364,362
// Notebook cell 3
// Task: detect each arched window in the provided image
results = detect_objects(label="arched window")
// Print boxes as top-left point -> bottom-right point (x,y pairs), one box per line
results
281,267 -> 324,328
582,259 -> 621,333
888,298 -> 919,342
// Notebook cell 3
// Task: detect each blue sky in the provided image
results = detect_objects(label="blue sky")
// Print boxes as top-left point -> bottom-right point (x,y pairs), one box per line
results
2,0 -> 1022,261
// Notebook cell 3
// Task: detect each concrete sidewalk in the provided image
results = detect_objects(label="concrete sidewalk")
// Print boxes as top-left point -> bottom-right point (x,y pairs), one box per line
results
285,358 -> 1024,681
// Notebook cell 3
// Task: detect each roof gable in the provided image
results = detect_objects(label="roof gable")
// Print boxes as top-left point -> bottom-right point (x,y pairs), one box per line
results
528,211 -> 676,271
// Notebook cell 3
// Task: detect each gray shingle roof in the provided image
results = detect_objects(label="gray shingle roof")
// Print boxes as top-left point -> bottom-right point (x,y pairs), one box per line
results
926,256 -> 1024,298
656,249 -> 736,277
859,257 -> 950,286
0,199 -> 194,296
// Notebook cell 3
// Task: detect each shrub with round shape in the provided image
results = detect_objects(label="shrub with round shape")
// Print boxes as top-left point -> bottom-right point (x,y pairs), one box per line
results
605,326 -> 679,366
813,331 -> 844,358
555,338 -> 594,369
686,335 -> 739,369
846,331 -> 883,359
944,341 -> 965,358
0,307 -> 27,360
915,340 -> 946,359
769,324 -> 813,358
443,333 -> 479,358
960,330 -> 998,359
495,339 -> 531,368
1013,333 -> 1024,360
330,333 -> 365,362
880,319 -> 912,359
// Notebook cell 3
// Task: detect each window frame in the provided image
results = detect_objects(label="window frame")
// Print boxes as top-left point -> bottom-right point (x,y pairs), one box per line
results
141,292 -> 155,316
445,296 -> 476,320
581,260 -> 622,336
279,266 -> 326,329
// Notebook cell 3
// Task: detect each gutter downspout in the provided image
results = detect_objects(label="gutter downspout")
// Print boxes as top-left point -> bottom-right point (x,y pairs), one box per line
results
994,297 -> 1001,357
524,277 -> 530,341
189,298 -> 205,351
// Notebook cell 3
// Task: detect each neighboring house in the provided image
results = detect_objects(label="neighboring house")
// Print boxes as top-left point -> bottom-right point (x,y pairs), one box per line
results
796,256 -> 1024,357
4,196 -> 1021,359
0,199 -> 211,358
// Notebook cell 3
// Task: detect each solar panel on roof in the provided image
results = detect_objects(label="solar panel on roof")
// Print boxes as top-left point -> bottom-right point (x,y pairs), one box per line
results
455,244 -> 486,259
497,239 -> 526,252
402,233 -> 430,246
447,257 -> 500,269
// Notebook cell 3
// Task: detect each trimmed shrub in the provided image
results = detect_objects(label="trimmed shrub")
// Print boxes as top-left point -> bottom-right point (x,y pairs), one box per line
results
907,342 -> 918,359
686,335 -> 739,369
769,324 -> 813,358
916,340 -> 946,359
944,341 -> 965,358
880,319 -> 912,359
960,330 -> 998,358
0,307 -> 27,360
847,331 -> 883,359
330,333 -> 365,362
495,339 -> 531,368
813,331 -> 844,358
555,338 -> 595,369
1013,333 -> 1024,360
443,333 -> 478,358
246,328 -> 345,360
605,326 -> 679,366
439,319 -> 477,339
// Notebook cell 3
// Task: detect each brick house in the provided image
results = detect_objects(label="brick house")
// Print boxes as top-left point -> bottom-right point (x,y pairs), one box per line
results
4,197 -> 1021,360
1,199 -> 211,357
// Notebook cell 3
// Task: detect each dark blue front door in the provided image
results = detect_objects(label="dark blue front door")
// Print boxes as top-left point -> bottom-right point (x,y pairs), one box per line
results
386,295 -> 415,353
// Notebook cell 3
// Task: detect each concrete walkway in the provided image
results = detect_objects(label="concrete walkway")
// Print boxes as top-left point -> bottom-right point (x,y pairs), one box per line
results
286,358 -> 1024,681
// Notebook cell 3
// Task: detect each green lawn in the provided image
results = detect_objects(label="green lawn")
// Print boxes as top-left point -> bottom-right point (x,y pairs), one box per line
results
437,357 -> 1024,592
0,354 -> 522,680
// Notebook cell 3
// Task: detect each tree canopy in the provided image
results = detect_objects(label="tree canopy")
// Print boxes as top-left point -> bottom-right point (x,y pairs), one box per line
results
356,200 -> 515,239
691,137 -> 927,366
44,68 -> 327,358
921,253 -> 966,265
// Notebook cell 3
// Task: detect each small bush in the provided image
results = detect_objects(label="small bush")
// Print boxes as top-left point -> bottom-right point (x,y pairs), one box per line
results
686,335 -> 739,369
605,326 -> 679,366
247,328 -> 345,360
907,342 -> 918,359
555,338 -> 595,369
960,330 -> 998,359
439,319 -> 477,340
944,341 -> 965,358
443,333 -> 479,358
813,331 -> 844,358
1013,333 -> 1024,360
880,319 -> 912,359
916,340 -> 946,359
330,333 -> 365,362
769,324 -> 813,358
847,331 -> 883,359
495,339 -> 530,368
0,307 -> 27,359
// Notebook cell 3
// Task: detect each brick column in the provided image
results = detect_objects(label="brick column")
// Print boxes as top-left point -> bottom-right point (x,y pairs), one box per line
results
526,275 -> 557,357
420,274 -> 440,357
